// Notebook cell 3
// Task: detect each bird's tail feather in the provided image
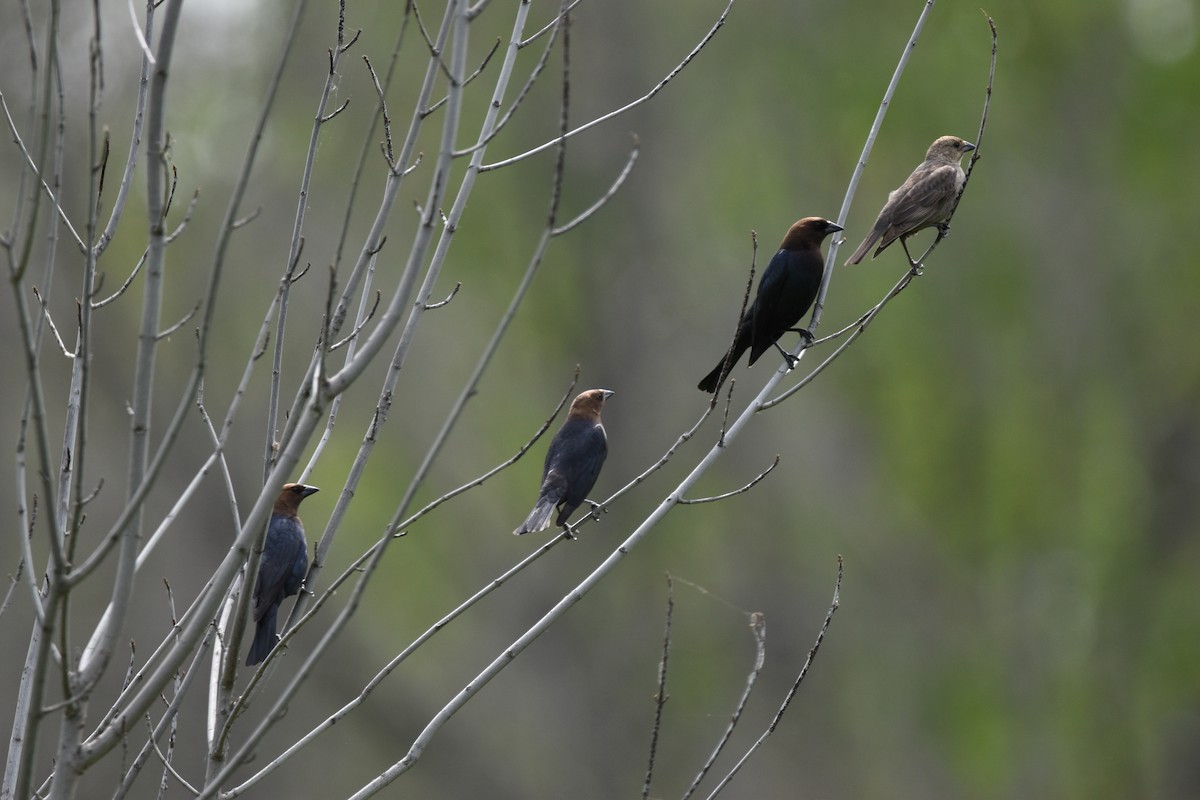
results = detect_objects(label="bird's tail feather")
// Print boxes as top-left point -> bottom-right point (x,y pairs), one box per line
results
514,497 -> 556,535
245,607 -> 279,666
844,228 -> 882,265
698,356 -> 731,393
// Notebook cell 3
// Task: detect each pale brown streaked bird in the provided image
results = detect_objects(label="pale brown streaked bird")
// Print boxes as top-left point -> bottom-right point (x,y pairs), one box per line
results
514,389 -> 613,535
844,135 -> 975,265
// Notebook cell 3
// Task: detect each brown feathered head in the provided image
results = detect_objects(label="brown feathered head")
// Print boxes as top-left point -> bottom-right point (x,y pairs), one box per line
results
779,217 -> 844,251
567,389 -> 614,421
926,135 -> 976,162
274,483 -> 320,515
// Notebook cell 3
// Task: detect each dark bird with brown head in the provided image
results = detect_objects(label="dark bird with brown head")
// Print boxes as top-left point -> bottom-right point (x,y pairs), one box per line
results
844,135 -> 975,265
514,389 -> 613,535
697,217 -> 843,394
246,482 -> 319,666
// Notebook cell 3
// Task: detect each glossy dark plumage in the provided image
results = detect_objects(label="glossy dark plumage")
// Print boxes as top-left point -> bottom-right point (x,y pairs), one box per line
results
514,389 -> 613,535
246,483 -> 319,666
698,217 -> 843,394
844,135 -> 975,265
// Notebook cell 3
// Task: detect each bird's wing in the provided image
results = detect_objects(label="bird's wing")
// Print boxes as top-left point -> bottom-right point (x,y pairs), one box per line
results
878,164 -> 960,247
254,518 -> 306,619
556,422 -> 608,507
749,249 -> 790,332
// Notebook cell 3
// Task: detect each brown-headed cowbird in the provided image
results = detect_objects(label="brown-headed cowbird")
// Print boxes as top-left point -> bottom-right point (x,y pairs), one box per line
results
246,483 -> 319,666
844,135 -> 975,265
698,217 -> 843,394
514,389 -> 613,535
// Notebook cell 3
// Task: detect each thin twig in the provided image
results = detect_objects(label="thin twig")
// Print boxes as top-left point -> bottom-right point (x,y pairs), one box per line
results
362,55 -> 395,170
551,136 -> 639,236
454,17 -> 561,158
763,269 -> 916,409
30,288 -> 74,358
678,456 -> 779,504
0,559 -> 26,625
154,301 -> 200,340
91,249 -> 147,308
481,0 -> 736,172
125,0 -> 155,64
0,92 -> 86,252
703,557 -> 842,800
329,291 -> 381,351
421,282 -> 460,310
163,188 -> 199,244
641,575 -> 674,800
519,0 -> 585,46
426,38 -> 502,118
682,610 -> 767,800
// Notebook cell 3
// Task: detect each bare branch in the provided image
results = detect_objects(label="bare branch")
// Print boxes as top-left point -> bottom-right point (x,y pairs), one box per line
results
421,281 -> 459,310
362,56 -> 396,170
520,0 -> 585,46
481,0 -> 735,172
763,269 -> 916,409
702,557 -> 842,800
682,610 -> 766,799
454,18 -> 560,158
126,0 -> 156,64
155,301 -> 200,340
319,97 -> 350,124
551,136 -> 639,236
426,37 -> 501,117
0,559 -> 25,625
0,92 -> 86,252
640,574 -> 673,800
91,249 -> 147,308
31,287 -> 75,358
678,456 -> 779,504
329,291 -> 381,351
229,207 -> 261,230
164,188 -> 200,243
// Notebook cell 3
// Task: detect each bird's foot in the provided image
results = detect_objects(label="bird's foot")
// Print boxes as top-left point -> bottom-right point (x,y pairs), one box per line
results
773,342 -> 800,370
561,525 -> 578,541
787,328 -> 815,349
900,238 -> 924,274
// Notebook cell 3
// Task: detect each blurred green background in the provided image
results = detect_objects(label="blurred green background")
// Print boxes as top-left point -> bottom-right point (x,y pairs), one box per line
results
1,0 -> 1199,797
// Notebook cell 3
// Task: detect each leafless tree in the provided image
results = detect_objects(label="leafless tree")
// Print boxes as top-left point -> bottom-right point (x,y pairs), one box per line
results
0,0 -> 993,796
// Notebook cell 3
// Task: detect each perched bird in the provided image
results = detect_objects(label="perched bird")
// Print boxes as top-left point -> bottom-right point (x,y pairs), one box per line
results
246,483 -> 319,666
844,135 -> 975,265
514,389 -> 613,535
698,217 -> 843,394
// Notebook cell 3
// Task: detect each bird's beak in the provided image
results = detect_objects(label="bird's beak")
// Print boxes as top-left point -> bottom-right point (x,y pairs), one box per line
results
962,141 -> 976,152
299,485 -> 320,498
827,222 -> 844,233
599,389 -> 615,400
